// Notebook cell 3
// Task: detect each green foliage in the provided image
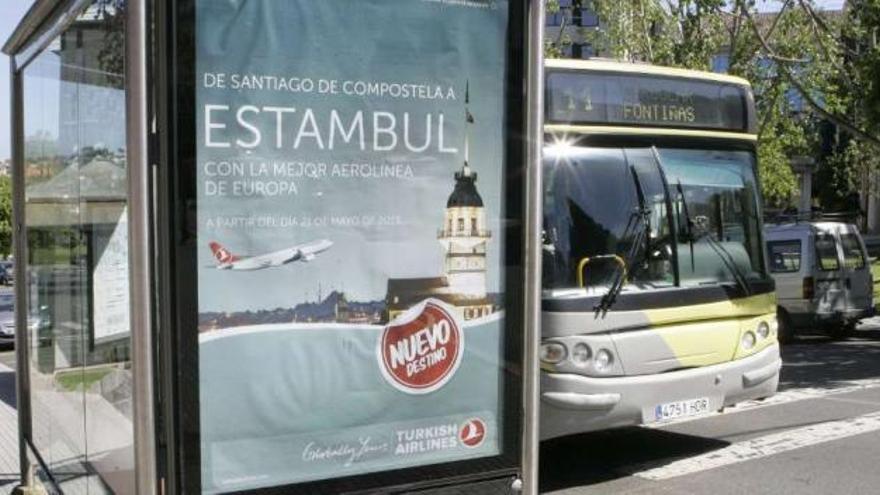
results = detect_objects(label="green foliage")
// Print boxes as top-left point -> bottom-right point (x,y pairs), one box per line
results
0,176 -> 10,258
845,0 -> 880,132
810,0 -> 880,216
757,129 -> 799,207
817,139 -> 879,212
544,0 -> 571,57
94,0 -> 126,87
55,367 -> 113,392
817,141 -> 859,209
870,258 -> 880,310
587,0 -> 726,70
544,35 -> 570,59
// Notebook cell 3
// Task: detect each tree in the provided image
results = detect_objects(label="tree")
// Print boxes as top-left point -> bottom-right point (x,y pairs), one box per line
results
94,0 -> 126,86
0,176 -> 12,258
852,1 -> 880,132
587,0 -> 726,70
545,0 -> 571,57
747,0 -> 880,218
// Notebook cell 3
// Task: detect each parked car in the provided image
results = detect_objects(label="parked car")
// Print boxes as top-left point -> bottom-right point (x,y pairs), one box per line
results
0,293 -> 14,348
0,261 -> 15,285
765,221 -> 874,342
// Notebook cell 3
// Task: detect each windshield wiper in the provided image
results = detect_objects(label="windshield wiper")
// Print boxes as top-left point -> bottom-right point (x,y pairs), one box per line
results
596,163 -> 651,316
705,237 -> 752,295
671,176 -> 752,296
675,179 -> 696,273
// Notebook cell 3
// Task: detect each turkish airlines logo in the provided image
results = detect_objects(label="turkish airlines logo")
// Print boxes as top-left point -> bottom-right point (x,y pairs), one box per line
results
208,241 -> 238,264
459,418 -> 486,448
217,248 -> 233,262
378,299 -> 464,394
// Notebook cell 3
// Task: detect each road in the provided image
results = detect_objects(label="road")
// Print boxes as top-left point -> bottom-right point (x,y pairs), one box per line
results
0,351 -> 12,373
541,322 -> 880,494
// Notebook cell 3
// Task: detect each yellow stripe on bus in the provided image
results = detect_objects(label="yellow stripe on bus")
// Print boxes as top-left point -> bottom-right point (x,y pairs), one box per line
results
642,293 -> 777,367
544,124 -> 758,142
641,292 -> 776,328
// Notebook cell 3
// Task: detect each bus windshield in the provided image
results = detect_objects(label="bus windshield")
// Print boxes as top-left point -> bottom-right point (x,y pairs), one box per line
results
542,146 -> 764,294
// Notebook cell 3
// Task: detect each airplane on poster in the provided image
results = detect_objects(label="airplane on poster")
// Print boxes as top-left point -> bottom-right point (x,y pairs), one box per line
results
208,239 -> 333,270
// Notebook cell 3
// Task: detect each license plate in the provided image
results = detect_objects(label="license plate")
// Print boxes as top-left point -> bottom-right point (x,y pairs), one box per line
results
653,397 -> 711,422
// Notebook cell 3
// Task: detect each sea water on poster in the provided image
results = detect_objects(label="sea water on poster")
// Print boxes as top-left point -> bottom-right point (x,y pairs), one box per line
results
195,0 -> 510,491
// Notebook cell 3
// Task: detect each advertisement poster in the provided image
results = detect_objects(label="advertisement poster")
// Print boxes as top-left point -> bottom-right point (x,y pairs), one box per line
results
195,1 -> 511,492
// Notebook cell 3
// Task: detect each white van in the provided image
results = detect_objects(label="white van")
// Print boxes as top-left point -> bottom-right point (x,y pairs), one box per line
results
765,221 -> 873,341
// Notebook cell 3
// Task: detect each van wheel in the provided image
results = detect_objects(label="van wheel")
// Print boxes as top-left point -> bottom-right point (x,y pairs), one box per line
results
777,308 -> 794,344
830,322 -> 856,340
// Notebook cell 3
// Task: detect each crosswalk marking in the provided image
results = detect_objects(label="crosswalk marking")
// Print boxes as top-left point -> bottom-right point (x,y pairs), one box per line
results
631,410 -> 880,480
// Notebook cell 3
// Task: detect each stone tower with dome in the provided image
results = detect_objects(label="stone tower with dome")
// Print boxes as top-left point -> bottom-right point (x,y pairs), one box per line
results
437,88 -> 492,299
384,83 -> 496,323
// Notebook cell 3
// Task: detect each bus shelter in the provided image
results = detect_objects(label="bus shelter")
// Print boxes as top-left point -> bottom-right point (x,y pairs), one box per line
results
3,0 -> 544,493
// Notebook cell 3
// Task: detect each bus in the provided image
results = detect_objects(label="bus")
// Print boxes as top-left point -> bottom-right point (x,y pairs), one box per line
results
539,59 -> 781,439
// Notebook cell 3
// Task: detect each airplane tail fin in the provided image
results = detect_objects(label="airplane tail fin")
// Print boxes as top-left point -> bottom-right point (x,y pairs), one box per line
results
209,242 -> 239,265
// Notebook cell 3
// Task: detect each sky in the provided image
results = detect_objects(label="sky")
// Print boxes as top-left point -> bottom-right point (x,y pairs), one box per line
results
0,1 -> 32,161
0,0 -> 854,161
756,0 -> 846,11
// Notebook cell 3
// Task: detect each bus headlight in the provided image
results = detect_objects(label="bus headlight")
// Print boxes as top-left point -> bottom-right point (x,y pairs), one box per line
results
741,331 -> 757,350
540,342 -> 567,364
594,348 -> 614,373
756,321 -> 770,339
570,343 -> 592,366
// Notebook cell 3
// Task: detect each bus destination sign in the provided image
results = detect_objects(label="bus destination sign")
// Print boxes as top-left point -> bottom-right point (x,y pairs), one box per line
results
546,70 -> 750,132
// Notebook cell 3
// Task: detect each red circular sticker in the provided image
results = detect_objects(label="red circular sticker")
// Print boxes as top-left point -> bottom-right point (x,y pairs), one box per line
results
378,299 -> 464,394
459,418 -> 486,448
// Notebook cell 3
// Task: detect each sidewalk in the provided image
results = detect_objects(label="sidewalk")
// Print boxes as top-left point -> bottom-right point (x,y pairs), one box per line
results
0,362 -> 19,495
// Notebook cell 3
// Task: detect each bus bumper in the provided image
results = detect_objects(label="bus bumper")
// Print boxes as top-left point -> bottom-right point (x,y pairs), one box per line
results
540,343 -> 781,440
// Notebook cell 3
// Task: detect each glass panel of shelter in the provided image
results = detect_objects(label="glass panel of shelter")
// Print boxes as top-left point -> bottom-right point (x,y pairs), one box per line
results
20,1 -> 133,493
23,42 -> 90,492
